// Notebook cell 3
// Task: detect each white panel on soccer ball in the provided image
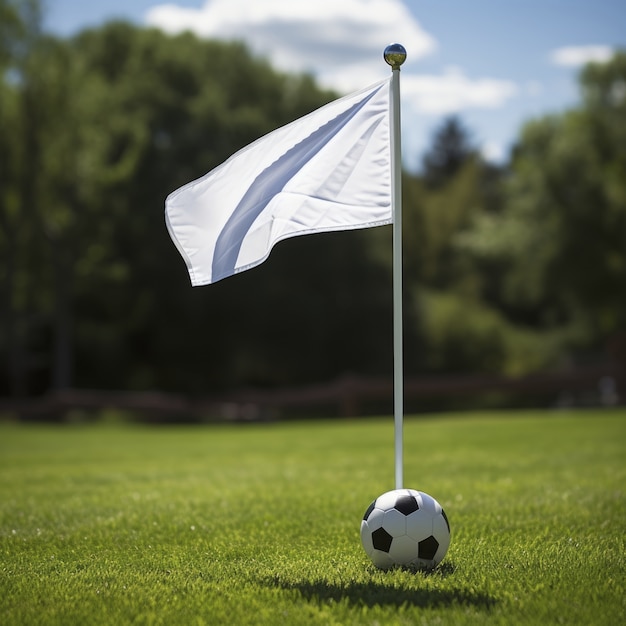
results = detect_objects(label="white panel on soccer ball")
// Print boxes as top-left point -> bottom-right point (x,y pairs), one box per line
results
360,520 -> 375,556
366,506 -> 386,530
382,508 -> 407,536
432,546 -> 446,566
376,490 -> 401,511
388,535 -> 418,565
417,491 -> 439,516
432,514 -> 451,561
370,549 -> 395,570
405,509 -> 434,542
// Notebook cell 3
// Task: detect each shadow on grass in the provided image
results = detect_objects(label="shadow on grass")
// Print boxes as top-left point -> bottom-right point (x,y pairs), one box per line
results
261,562 -> 496,610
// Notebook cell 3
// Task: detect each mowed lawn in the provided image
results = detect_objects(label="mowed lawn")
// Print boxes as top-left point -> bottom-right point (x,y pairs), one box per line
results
1,409 -> 624,625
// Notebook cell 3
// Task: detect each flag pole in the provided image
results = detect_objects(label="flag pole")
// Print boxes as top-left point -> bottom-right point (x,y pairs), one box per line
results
384,43 -> 407,490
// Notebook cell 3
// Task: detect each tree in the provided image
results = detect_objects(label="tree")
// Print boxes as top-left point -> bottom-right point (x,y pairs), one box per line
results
0,0 -> 49,395
461,51 -> 626,365
421,116 -> 477,188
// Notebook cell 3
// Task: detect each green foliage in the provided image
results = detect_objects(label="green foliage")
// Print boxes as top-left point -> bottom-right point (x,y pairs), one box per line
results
417,290 -> 570,375
408,51 -> 626,373
421,116 -> 478,189
405,157 -> 489,289
1,411 -> 624,625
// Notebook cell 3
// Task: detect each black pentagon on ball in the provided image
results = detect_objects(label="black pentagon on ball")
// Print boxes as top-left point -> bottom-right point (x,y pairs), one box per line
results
394,494 -> 419,515
418,535 -> 439,560
372,527 -> 393,552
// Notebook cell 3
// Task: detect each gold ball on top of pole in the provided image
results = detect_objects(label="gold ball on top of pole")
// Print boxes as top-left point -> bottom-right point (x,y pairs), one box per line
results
383,43 -> 407,70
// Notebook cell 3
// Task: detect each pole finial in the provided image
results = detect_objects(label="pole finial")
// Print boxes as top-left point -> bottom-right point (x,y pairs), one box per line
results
384,43 -> 407,70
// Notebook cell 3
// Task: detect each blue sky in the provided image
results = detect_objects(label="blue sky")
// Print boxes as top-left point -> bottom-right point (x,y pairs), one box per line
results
43,0 -> 626,170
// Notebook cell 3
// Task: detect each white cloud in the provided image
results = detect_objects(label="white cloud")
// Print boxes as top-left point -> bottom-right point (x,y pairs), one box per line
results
145,0 -> 521,168
145,1 -> 519,114
403,67 -> 518,115
550,45 -> 614,67
145,0 -> 436,92
481,140 -> 506,164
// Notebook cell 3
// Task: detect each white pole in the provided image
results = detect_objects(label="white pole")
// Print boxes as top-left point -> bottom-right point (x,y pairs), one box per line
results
384,44 -> 406,490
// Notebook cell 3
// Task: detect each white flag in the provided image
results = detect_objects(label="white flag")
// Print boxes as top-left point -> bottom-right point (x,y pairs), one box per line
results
165,77 -> 392,286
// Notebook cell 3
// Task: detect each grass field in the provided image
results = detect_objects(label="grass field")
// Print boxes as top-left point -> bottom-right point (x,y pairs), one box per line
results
1,409 -> 624,625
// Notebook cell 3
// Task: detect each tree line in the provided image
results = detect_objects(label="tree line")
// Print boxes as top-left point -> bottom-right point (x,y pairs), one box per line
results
1,0 -> 625,398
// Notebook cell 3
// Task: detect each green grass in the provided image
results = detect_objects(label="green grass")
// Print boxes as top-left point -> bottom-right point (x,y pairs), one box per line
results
1,409 -> 625,625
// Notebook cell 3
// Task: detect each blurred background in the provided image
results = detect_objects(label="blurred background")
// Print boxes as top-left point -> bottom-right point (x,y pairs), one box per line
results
1,0 -> 625,419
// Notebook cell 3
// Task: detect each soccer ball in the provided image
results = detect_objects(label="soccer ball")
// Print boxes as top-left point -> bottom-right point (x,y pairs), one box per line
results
360,489 -> 450,571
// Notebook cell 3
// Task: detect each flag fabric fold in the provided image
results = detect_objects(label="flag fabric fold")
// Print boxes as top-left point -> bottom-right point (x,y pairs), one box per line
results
165,77 -> 392,286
